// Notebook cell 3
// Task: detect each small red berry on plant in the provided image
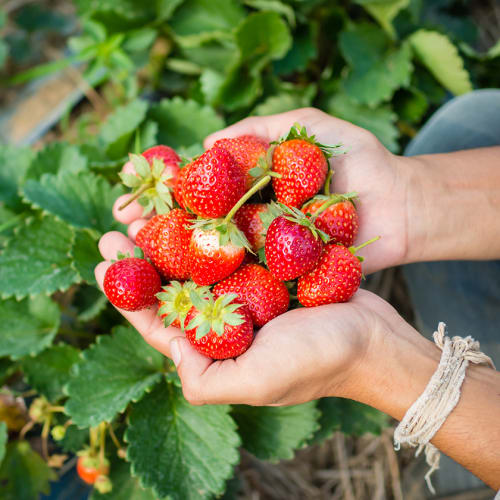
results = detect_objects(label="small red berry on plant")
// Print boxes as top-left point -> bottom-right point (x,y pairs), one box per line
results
76,455 -> 110,485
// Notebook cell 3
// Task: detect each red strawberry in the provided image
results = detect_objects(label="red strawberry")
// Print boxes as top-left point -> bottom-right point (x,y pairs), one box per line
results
103,257 -> 162,311
174,163 -> 193,210
184,293 -> 254,359
142,145 -> 180,190
189,228 -> 245,285
214,135 -> 269,188
183,146 -> 246,218
157,281 -> 211,329
265,205 -> 329,281
302,193 -> 359,247
271,124 -> 342,208
135,215 -> 163,257
213,264 -> 289,327
233,203 -> 268,252
297,238 -> 379,306
148,209 -> 194,280
119,146 -> 180,215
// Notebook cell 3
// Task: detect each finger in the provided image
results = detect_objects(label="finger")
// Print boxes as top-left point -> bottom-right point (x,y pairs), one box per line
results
204,110 -> 305,149
113,194 -> 145,225
128,219 -> 148,242
173,338 -> 271,405
98,231 -> 135,260
94,262 -> 183,358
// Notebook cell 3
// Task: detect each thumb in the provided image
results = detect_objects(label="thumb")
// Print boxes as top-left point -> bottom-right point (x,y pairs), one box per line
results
170,337 -> 212,405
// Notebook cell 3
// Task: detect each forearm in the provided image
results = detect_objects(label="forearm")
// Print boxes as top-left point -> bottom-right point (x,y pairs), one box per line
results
400,147 -> 500,263
345,319 -> 500,489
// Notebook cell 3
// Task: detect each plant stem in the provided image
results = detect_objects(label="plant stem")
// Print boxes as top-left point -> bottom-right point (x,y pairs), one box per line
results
351,236 -> 381,253
223,175 -> 271,224
118,182 -> 151,211
310,195 -> 341,221
323,169 -> 333,196
99,422 -> 106,465
107,424 -> 122,450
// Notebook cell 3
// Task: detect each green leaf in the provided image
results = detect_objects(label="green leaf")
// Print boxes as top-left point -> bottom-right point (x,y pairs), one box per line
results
236,11 -> 292,70
339,24 -> 413,107
170,0 -> 245,39
217,65 -> 262,111
75,286 -> 109,321
253,86 -> 315,116
0,145 -> 35,210
232,402 -> 319,461
0,441 -> 56,499
409,29 -> 472,95
273,24 -> 317,76
0,359 -> 16,385
22,170 -> 125,234
126,381 -> 240,499
355,0 -> 410,38
311,398 -> 389,445
149,97 -> 225,149
394,86 -> 428,123
71,229 -> 102,285
0,422 -> 7,466
90,457 -> 159,500
65,326 -> 164,428
24,142 -> 87,181
0,295 -> 60,359
0,216 -> 78,298
99,99 -> 148,159
245,0 -> 295,26
326,91 -> 399,152
22,344 -> 80,402
0,40 -> 8,69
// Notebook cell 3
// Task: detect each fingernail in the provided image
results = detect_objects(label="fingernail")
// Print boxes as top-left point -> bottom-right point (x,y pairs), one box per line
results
170,339 -> 181,367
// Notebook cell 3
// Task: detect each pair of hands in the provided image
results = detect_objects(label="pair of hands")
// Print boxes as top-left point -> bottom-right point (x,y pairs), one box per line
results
95,108 -> 412,407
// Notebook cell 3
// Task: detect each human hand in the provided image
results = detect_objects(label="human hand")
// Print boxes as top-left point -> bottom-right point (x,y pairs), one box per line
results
203,107 -> 412,274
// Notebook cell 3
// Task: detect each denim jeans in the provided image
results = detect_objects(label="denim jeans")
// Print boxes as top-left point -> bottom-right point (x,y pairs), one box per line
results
403,89 -> 500,495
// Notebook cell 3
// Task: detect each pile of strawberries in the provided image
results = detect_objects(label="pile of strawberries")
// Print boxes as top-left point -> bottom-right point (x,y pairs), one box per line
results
103,125 -> 377,359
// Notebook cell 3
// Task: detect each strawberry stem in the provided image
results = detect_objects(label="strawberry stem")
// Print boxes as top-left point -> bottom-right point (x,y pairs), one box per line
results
323,169 -> 333,196
350,236 -> 381,253
223,175 -> 271,224
310,195 -> 341,222
118,182 -> 152,211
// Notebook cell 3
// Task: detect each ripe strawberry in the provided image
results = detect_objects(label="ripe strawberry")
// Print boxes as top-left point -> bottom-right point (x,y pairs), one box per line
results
265,205 -> 329,281
135,215 -> 164,257
189,228 -> 245,285
233,203 -> 268,252
213,264 -> 289,327
214,135 -> 269,188
302,193 -> 359,247
173,163 -> 192,210
297,238 -> 379,306
184,292 -> 254,359
148,209 -> 194,280
119,146 -> 180,215
157,281 -> 211,329
183,146 -> 246,218
103,256 -> 162,311
272,124 -> 341,208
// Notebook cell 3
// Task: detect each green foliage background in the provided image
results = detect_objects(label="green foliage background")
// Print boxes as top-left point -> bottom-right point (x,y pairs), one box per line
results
0,0 -> 498,498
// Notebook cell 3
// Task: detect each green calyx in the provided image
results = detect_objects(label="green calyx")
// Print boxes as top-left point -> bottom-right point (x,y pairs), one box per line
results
113,246 -> 144,262
276,122 -> 345,160
248,147 -> 282,179
118,153 -> 174,216
186,292 -> 245,340
157,281 -> 211,331
276,202 -> 330,244
304,192 -> 359,219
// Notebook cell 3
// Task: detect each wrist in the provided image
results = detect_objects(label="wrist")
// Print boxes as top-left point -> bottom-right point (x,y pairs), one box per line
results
339,313 -> 441,421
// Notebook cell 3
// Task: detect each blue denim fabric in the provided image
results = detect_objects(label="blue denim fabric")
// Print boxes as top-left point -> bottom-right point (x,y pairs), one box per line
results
403,89 -> 500,495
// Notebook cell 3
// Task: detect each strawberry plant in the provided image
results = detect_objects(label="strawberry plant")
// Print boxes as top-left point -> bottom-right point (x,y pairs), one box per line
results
0,0 -> 498,497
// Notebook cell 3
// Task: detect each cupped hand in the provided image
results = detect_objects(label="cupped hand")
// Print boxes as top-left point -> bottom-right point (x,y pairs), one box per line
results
205,107 -> 411,274
95,107 -> 411,404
